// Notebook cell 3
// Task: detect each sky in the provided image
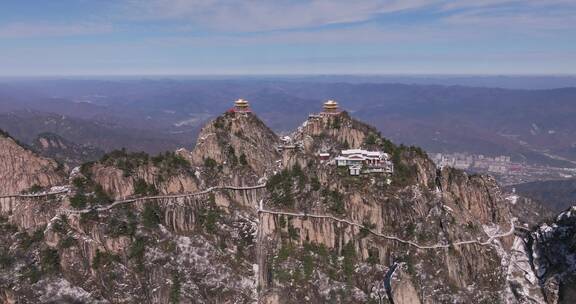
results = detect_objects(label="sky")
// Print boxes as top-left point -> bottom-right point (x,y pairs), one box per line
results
0,0 -> 575,76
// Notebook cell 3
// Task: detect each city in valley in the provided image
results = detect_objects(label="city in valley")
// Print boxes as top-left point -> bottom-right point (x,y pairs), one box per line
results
431,152 -> 576,186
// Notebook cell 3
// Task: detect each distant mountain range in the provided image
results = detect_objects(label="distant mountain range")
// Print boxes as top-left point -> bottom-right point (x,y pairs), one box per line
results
0,111 -> 190,155
1,78 -> 575,168
32,132 -> 104,168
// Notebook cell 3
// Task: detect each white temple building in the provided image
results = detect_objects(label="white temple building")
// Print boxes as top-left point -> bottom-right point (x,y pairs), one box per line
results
334,149 -> 394,175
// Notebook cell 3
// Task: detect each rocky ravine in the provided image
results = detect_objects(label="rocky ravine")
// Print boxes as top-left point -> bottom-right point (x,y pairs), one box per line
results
0,109 -> 574,304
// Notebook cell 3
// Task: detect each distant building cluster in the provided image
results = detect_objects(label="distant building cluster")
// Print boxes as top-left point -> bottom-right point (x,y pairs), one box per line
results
430,152 -> 576,185
431,152 -> 513,173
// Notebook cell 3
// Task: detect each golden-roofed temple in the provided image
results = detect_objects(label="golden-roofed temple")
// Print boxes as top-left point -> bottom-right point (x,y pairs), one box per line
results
233,98 -> 251,112
322,99 -> 340,115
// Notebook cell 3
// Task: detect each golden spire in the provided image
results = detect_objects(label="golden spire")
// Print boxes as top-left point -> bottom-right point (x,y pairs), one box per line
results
234,98 -> 250,111
323,99 -> 339,113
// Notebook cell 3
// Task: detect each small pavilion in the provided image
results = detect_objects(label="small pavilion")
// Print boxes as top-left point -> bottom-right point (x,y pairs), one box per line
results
322,99 -> 341,115
233,98 -> 251,113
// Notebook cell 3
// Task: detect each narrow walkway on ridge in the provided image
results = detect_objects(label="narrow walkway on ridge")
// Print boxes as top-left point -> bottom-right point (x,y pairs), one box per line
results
4,184 -> 515,250
257,202 -> 516,249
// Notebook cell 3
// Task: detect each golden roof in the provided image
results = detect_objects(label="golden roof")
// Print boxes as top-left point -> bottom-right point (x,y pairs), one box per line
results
323,99 -> 339,110
235,98 -> 249,107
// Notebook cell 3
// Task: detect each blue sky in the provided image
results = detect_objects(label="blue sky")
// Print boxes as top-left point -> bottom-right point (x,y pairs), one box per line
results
1,0 -> 575,76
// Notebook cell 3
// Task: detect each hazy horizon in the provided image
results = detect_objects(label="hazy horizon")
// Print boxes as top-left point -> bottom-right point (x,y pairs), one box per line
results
3,74 -> 576,90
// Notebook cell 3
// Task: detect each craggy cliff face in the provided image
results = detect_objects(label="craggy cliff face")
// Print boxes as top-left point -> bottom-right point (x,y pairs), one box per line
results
0,112 -> 573,304
0,133 -> 66,195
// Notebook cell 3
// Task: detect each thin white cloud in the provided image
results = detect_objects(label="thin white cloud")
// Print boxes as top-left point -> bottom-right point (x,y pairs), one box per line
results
442,0 -> 520,10
126,0 -> 434,32
442,7 -> 576,30
141,24 -> 474,47
0,23 -> 113,38
443,0 -> 576,10
123,0 -> 576,34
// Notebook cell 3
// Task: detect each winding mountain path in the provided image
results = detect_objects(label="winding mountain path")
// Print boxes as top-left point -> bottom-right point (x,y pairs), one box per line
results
4,183 -> 514,249
0,188 -> 69,199
64,184 -> 267,214
258,206 -> 516,249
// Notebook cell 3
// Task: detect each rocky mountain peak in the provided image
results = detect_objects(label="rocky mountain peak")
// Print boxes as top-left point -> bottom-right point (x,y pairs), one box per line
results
287,109 -> 436,189
186,109 -> 281,179
294,111 -> 378,152
82,149 -> 199,199
531,206 -> 576,300
82,107 -> 282,200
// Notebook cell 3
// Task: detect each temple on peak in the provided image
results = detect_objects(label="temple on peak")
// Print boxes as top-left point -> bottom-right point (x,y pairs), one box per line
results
321,99 -> 341,115
232,98 -> 251,113
307,99 -> 343,119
